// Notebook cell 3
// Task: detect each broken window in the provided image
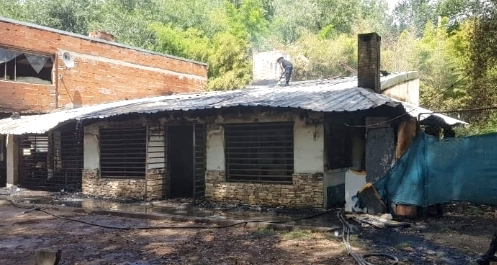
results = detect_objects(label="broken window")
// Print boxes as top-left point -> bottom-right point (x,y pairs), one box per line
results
225,122 -> 294,184
0,47 -> 53,85
100,127 -> 147,179
325,124 -> 365,171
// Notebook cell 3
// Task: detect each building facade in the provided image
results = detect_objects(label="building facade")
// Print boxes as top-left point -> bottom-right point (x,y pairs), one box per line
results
0,17 -> 207,188
0,71 -> 461,208
0,32 -> 464,208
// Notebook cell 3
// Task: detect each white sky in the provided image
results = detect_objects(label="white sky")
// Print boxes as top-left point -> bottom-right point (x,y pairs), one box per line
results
386,0 -> 401,10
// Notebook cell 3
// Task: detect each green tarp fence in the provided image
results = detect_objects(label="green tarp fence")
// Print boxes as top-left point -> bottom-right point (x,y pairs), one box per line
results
375,132 -> 497,207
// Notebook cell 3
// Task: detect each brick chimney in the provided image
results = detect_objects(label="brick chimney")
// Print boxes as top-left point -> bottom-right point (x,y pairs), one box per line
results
89,31 -> 115,42
358,33 -> 381,93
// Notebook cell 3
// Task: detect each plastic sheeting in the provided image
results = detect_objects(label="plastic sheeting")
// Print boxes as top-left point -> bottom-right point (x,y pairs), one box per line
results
25,54 -> 49,73
0,47 -> 20,63
375,132 -> 497,207
0,47 -> 50,73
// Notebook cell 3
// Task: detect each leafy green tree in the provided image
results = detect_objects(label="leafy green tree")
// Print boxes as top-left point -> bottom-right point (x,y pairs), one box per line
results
150,23 -> 210,62
279,33 -> 356,80
0,0 -> 28,21
393,0 -> 438,36
270,0 -> 321,43
0,0 -> 101,35
467,0 -> 497,107
315,0 -> 361,33
207,32 -> 252,90
150,0 -> 258,90
416,19 -> 469,110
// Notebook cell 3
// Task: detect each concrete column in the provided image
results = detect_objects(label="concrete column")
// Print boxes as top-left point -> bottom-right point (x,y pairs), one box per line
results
6,134 -> 19,187
358,33 -> 381,93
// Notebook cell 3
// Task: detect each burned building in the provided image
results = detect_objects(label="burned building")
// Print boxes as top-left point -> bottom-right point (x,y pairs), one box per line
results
0,17 -> 207,189
0,32 -> 464,208
0,73 -> 463,207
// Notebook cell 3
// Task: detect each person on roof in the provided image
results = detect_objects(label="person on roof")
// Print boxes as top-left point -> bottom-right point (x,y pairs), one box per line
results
277,57 -> 293,86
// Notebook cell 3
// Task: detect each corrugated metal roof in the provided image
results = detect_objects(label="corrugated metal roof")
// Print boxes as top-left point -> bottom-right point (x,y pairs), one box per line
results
0,75 -> 465,134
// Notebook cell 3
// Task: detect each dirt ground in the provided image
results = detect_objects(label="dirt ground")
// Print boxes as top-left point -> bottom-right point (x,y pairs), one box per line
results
1,199 -> 496,265
357,203 -> 497,265
0,202 -> 356,265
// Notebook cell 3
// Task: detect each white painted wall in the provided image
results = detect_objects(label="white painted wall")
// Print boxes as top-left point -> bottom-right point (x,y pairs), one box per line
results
6,134 -> 18,186
84,125 -> 100,170
345,169 -> 367,212
206,125 -> 225,171
381,72 -> 420,106
252,51 -> 290,81
294,119 -> 324,173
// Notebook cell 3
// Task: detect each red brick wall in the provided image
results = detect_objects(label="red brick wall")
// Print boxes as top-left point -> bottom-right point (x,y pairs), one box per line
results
0,19 -> 208,113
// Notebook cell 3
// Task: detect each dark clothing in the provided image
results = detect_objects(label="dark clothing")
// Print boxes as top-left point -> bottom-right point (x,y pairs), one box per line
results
279,58 -> 293,69
278,58 -> 293,85
284,65 -> 292,85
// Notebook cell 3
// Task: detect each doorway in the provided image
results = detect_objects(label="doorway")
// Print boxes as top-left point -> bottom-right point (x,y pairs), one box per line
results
168,125 -> 194,198
0,135 -> 6,187
166,124 -> 206,199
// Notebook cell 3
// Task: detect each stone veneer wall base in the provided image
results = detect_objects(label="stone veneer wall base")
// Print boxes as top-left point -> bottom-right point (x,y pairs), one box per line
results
82,169 -> 166,200
205,170 -> 324,208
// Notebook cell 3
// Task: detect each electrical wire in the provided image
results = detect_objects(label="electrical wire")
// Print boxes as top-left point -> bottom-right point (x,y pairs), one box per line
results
7,199 -> 334,230
344,106 -> 421,128
338,210 -> 398,265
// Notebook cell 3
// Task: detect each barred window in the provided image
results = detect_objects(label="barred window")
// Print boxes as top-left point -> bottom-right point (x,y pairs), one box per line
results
225,122 -> 294,184
100,127 -> 146,178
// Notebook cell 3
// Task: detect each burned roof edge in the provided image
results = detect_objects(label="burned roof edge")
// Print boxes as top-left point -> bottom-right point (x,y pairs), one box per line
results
0,16 -> 208,67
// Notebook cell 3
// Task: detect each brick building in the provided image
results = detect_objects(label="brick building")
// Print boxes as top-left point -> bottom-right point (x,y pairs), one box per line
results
0,17 -> 207,187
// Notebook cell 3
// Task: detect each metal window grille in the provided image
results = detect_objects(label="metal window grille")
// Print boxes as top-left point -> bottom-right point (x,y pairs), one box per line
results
100,127 -> 147,178
225,122 -> 294,184
194,124 -> 206,198
19,134 -> 49,189
18,129 -> 83,191
56,129 -> 83,190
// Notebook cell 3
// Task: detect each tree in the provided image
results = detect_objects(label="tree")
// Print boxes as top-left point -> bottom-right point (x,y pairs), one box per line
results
207,32 -> 252,90
0,0 -> 101,35
393,0 -> 438,36
467,0 -> 497,107
150,23 -> 210,62
416,19 -> 469,110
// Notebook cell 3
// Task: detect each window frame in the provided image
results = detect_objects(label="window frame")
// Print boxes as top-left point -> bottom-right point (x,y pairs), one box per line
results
99,126 -> 147,179
224,122 -> 294,184
0,46 -> 55,85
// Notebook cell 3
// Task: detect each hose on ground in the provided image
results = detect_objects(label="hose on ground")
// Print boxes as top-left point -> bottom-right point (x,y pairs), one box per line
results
7,199 -> 333,230
9,199 -> 399,263
338,209 -> 399,265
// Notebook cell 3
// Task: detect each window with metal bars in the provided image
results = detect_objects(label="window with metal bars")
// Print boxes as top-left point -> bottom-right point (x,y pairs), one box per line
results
100,127 -> 147,178
225,122 -> 294,184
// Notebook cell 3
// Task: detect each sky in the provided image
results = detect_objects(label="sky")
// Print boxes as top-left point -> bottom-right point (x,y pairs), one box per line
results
386,0 -> 401,10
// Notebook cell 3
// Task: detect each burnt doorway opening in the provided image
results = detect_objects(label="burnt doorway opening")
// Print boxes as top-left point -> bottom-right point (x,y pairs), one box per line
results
166,124 -> 206,199
0,135 -> 6,187
168,125 -> 194,198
